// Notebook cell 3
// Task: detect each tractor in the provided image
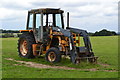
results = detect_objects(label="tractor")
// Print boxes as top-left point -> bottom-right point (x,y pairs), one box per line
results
18,8 -> 98,64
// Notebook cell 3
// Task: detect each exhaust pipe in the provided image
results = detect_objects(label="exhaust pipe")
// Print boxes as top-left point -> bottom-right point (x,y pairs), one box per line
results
67,12 -> 69,29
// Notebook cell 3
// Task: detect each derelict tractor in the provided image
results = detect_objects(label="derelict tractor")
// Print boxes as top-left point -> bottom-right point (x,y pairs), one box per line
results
18,8 -> 98,64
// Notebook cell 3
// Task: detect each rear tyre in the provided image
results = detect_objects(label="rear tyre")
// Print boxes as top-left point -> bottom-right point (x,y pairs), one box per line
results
45,47 -> 61,63
18,33 -> 35,58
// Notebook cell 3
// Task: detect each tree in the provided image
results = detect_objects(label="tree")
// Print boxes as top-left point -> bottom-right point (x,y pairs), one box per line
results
93,29 -> 117,36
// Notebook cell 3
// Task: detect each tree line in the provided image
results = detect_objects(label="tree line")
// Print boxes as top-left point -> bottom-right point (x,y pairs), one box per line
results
0,29 -> 118,38
88,29 -> 118,36
0,29 -> 19,33
0,29 -> 20,38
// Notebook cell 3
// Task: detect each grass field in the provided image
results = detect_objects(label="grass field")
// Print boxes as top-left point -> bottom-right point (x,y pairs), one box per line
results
2,36 -> 118,78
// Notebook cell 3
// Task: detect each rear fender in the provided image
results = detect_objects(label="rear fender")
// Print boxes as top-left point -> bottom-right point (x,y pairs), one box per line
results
20,30 -> 33,33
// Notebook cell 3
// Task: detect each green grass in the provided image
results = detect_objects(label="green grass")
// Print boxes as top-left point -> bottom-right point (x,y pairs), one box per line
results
0,38 -> 2,79
2,36 -> 118,78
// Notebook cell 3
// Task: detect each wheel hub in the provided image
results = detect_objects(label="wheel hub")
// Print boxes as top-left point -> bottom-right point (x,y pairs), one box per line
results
20,39 -> 28,56
48,52 -> 56,62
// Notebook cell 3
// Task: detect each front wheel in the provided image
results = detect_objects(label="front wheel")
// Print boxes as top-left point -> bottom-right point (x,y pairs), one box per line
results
45,47 -> 61,63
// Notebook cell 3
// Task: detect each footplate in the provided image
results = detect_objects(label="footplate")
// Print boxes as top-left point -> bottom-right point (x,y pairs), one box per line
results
75,56 -> 98,64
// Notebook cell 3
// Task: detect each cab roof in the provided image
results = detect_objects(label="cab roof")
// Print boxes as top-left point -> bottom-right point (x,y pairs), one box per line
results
29,8 -> 64,14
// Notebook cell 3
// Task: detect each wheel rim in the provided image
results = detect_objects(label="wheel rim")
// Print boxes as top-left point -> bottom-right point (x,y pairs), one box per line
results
48,52 -> 56,62
20,39 -> 28,56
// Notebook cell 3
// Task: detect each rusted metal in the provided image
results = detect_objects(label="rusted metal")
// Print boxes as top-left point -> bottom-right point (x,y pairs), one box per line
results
29,8 -> 64,14
32,44 -> 38,56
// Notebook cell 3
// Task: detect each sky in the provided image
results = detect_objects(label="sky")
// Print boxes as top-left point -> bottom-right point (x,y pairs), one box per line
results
0,0 -> 119,32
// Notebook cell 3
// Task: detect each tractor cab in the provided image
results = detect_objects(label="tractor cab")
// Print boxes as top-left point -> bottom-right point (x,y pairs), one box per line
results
26,8 -> 64,43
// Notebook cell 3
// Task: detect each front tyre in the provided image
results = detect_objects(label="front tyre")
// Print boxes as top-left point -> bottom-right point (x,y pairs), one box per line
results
45,47 -> 61,63
18,33 -> 35,58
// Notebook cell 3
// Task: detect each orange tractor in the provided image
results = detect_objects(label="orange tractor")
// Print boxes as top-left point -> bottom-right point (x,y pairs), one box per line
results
18,8 -> 98,64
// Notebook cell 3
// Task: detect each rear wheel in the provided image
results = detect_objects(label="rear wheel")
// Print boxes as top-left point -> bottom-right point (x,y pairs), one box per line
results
18,33 -> 35,58
45,47 -> 61,63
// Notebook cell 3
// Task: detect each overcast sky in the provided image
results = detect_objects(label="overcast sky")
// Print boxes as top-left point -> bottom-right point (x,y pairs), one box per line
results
0,0 -> 119,32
